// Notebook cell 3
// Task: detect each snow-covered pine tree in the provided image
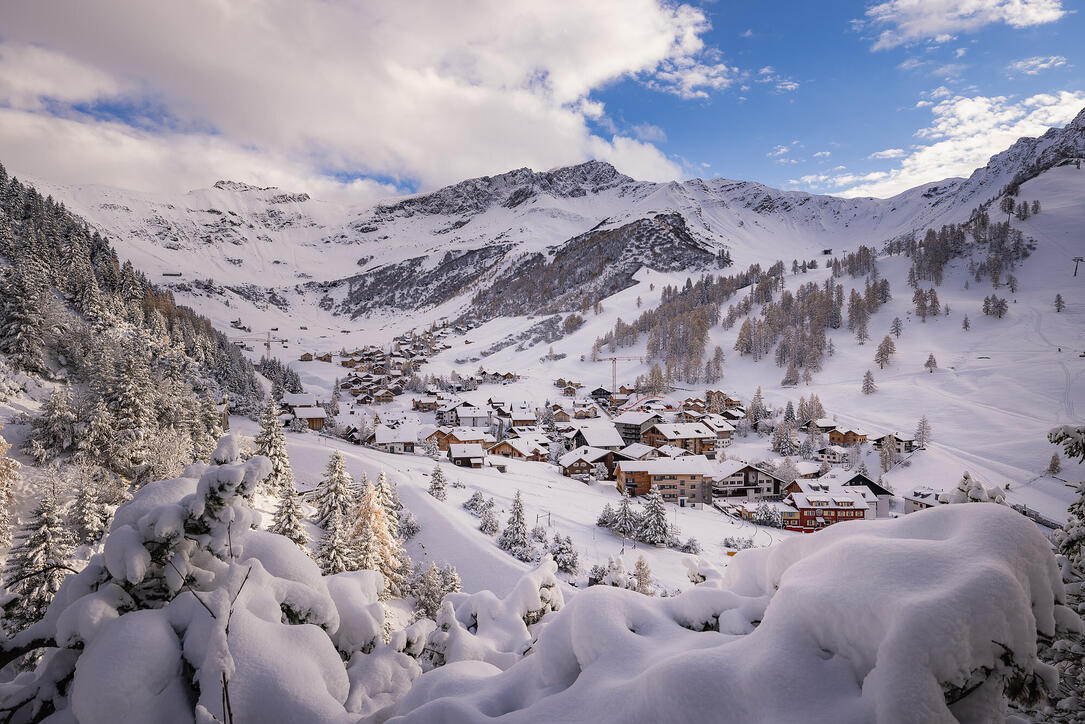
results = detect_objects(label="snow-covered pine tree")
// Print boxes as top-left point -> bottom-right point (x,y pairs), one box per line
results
915,416 -> 932,448
428,463 -> 447,500
75,397 -> 113,466
775,456 -> 799,483
27,386 -> 77,463
497,490 -> 536,562
600,556 -> 631,588
3,489 -> 74,633
411,562 -> 446,619
68,465 -> 111,545
0,263 -> 46,373
479,500 -> 499,535
439,564 -> 462,599
939,471 -> 1006,504
595,502 -> 615,528
1055,294 -> 1065,313
924,353 -> 938,373
890,317 -> 903,338
611,490 -> 640,541
316,510 -> 356,575
635,488 -> 671,546
861,370 -> 877,395
315,451 -> 354,529
270,489 -> 310,548
632,555 -> 654,595
463,490 -> 486,516
255,398 -> 294,496
549,533 -> 579,574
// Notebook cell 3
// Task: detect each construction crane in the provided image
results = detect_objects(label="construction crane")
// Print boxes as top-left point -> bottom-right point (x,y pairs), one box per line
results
229,331 -> 289,359
595,355 -> 643,394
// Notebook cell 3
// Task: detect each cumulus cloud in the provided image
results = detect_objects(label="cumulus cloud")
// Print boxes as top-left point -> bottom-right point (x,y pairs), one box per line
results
813,151 -> 831,158
862,0 -> 1066,50
834,90 -> 1085,197
1008,55 -> 1068,75
868,148 -> 906,159
0,0 -> 749,195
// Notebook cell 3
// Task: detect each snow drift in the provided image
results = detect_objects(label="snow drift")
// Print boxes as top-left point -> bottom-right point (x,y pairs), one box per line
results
391,504 -> 1080,723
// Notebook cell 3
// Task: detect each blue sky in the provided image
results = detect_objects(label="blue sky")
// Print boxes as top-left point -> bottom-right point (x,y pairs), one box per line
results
0,1 -> 1081,200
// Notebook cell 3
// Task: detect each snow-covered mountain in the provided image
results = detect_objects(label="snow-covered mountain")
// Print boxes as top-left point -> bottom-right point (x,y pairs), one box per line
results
29,105 -> 1085,339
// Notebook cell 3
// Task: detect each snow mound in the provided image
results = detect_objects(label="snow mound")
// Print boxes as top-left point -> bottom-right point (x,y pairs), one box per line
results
392,504 -> 1079,723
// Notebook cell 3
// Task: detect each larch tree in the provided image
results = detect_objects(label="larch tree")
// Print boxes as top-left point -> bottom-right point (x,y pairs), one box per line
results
352,482 -> 405,596
890,317 -> 904,338
861,370 -> 877,395
255,399 -> 294,496
632,555 -> 654,595
915,416 -> 932,448
874,336 -> 896,369
1055,294 -> 1065,313
315,450 -> 354,529
0,430 -> 20,550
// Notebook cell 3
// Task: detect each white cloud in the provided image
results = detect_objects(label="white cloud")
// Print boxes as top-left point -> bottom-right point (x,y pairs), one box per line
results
0,0 -> 743,194
931,63 -> 967,77
836,90 -> 1085,197
740,29 -> 754,38
1007,55 -> 1068,75
754,66 -> 799,93
767,145 -> 791,157
863,0 -> 1066,50
868,148 -> 906,159
813,151 -> 831,158
955,47 -> 968,58
631,122 -> 667,142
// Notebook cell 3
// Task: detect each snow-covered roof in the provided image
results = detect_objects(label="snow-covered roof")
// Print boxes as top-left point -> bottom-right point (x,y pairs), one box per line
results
655,445 -> 690,458
292,406 -> 326,419
373,424 -> 417,444
616,456 -> 711,476
715,460 -> 780,480
575,422 -> 625,448
558,446 -> 610,468
788,491 -> 868,511
647,423 -> 715,440
491,438 -> 546,457
449,443 -> 486,458
794,461 -> 821,476
818,445 -> 848,454
613,411 -> 660,425
282,392 -> 316,407
618,443 -> 656,460
701,415 -> 736,432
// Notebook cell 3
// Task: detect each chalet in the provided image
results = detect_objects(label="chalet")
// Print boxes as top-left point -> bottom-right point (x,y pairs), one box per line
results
642,423 -> 717,458
557,446 -> 626,480
804,418 -> 837,435
562,385 -> 578,398
713,461 -> 785,500
794,461 -> 822,479
412,397 -> 439,413
435,400 -> 470,426
816,445 -> 848,464
705,390 -> 742,409
904,487 -> 943,514
782,489 -> 868,533
834,472 -> 893,517
282,392 -> 317,411
590,387 -> 612,403
682,398 -> 706,413
292,406 -> 327,431
618,385 -> 636,396
655,444 -> 691,459
371,424 -> 416,454
506,408 -> 536,427
609,394 -> 630,408
618,442 -> 658,461
573,407 -> 598,420
448,443 -> 486,468
487,438 -> 547,462
299,352 -> 314,362
426,426 -> 495,452
572,422 -> 625,451
676,409 -> 705,423
457,405 -> 492,427
612,410 -> 663,446
871,432 -> 917,454
701,415 -> 735,447
552,408 -> 571,423
316,353 -> 333,363
341,358 -> 359,367
828,427 -> 868,446
615,456 -> 712,505
373,389 -> 396,404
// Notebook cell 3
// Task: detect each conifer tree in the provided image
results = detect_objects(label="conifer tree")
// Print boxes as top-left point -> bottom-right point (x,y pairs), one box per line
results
316,510 -> 356,575
352,482 -> 405,595
595,502 -> 616,528
28,386 -> 77,462
315,451 -> 354,529
428,463 -> 447,501
270,490 -> 309,548
890,317 -> 903,338
255,399 -> 294,496
611,490 -> 640,541
874,336 -> 896,369
0,264 -> 46,373
69,465 -> 110,545
549,533 -> 579,574
3,490 -> 74,633
0,430 -> 20,550
1045,453 -> 1061,477
497,490 -> 535,562
861,370 -> 877,395
635,488 -> 671,546
479,499 -> 499,535
961,314 -> 970,331
411,562 -> 446,619
1054,294 -> 1065,312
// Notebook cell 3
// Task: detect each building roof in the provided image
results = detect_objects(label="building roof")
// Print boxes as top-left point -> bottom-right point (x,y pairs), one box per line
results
616,455 -> 711,476
647,423 -> 715,440
373,423 -> 417,445
787,490 -> 869,511
292,406 -> 326,419
715,459 -> 782,481
613,410 -> 661,425
655,445 -> 691,458
490,437 -> 547,457
618,443 -> 656,460
282,392 -> 317,407
449,443 -> 486,459
558,446 -> 611,468
575,422 -> 626,448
